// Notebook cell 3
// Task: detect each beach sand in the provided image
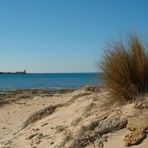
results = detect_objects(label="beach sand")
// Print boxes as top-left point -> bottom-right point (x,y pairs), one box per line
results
0,86 -> 147,148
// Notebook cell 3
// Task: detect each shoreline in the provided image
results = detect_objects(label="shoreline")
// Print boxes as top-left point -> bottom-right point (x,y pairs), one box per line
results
0,84 -> 102,94
0,86 -> 80,94
0,88 -> 77,93
0,87 -> 78,107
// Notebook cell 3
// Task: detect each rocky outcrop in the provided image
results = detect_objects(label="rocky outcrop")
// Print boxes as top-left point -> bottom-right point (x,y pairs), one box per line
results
72,116 -> 127,147
97,116 -> 127,134
124,128 -> 147,147
84,85 -> 100,92
124,115 -> 148,147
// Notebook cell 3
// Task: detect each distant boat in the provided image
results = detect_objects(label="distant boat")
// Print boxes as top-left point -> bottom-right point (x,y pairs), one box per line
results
0,70 -> 27,74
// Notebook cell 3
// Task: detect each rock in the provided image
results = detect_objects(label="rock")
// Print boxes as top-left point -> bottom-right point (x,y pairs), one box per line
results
124,128 -> 146,147
41,123 -> 48,127
50,142 -> 54,145
97,117 -> 127,134
27,133 -> 37,140
84,85 -> 100,92
32,128 -> 40,131
73,116 -> 127,148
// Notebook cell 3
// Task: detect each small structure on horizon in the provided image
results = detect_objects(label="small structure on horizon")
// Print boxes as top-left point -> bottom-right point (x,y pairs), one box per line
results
0,70 -> 27,74
16,70 -> 26,74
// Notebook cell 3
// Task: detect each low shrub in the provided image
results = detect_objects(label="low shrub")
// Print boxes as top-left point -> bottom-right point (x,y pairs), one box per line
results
100,34 -> 148,101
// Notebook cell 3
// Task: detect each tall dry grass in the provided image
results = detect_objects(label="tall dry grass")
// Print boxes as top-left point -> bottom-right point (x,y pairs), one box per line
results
100,34 -> 148,101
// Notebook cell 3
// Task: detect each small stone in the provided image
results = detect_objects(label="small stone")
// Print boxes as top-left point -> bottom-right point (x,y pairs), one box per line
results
32,128 -> 40,131
27,133 -> 37,140
84,85 -> 100,92
41,123 -> 48,127
50,142 -> 54,145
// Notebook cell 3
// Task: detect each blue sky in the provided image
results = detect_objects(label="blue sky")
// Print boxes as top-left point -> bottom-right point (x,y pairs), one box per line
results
0,0 -> 147,73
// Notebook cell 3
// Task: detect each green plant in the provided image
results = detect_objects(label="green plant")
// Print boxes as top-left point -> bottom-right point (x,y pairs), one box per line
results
100,34 -> 148,101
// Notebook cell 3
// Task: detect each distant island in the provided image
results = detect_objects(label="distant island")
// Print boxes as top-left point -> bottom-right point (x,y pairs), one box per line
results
0,70 -> 26,74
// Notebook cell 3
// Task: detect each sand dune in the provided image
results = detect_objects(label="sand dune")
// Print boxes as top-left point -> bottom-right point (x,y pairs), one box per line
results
0,86 -> 147,148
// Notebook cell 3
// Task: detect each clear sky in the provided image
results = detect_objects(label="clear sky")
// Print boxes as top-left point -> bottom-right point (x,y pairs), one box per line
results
0,0 -> 147,73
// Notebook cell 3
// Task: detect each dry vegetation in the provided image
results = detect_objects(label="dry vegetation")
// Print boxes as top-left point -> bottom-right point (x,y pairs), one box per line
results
100,34 -> 148,101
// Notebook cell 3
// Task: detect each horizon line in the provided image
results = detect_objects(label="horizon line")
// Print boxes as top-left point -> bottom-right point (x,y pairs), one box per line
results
26,72 -> 100,74
0,72 -> 101,74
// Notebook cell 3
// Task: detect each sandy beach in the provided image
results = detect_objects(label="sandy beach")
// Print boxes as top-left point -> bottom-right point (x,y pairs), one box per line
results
0,0 -> 147,147
0,86 -> 147,148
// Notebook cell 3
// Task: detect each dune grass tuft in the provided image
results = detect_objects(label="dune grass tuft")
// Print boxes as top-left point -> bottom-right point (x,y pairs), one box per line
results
100,34 -> 148,101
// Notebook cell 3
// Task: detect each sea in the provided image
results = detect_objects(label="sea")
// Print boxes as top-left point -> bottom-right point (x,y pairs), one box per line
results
0,73 -> 102,91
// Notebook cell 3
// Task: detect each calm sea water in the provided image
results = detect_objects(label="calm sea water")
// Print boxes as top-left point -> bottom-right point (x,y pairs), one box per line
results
0,73 -> 102,91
